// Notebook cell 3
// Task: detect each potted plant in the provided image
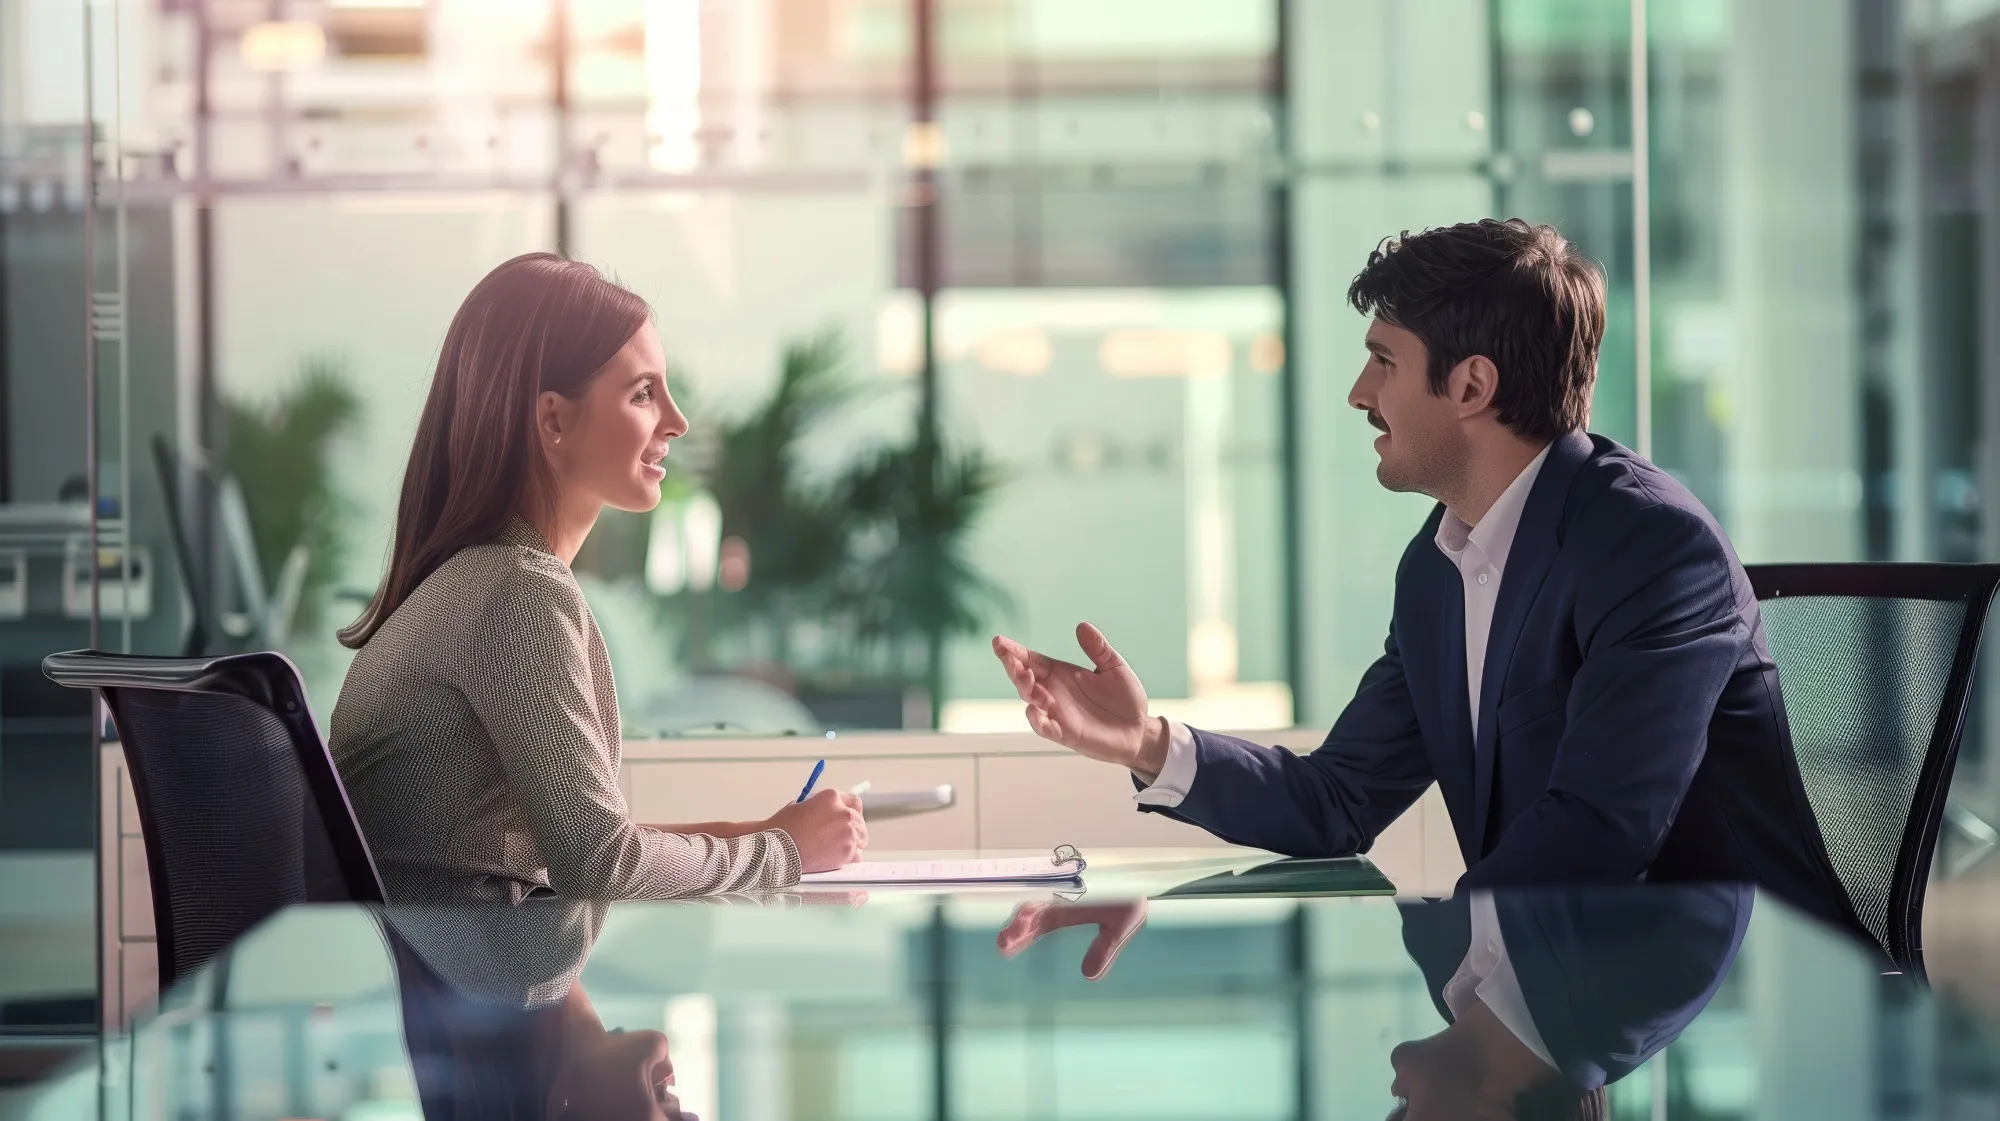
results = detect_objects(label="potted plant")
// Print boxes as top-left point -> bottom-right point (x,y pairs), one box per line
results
657,328 -> 1009,726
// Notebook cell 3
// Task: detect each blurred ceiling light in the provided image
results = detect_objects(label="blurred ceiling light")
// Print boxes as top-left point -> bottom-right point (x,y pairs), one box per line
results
717,536 -> 751,592
1249,331 -> 1285,374
645,0 -> 701,173
570,0 -> 642,42
240,21 -> 327,72
974,326 -> 1050,376
1188,619 -> 1241,692
877,297 -> 922,377
328,0 -> 422,8
1099,329 -> 1232,379
903,121 -> 947,169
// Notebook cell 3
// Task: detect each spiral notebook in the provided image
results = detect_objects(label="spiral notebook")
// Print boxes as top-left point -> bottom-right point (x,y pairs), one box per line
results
799,845 -> 1087,886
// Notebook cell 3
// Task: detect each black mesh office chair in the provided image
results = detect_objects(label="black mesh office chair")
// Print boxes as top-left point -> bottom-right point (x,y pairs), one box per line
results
42,650 -> 386,989
1750,563 -> 2000,977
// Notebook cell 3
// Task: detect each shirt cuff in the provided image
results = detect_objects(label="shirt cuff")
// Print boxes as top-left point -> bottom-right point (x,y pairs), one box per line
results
762,827 -> 803,888
1470,891 -> 1559,1074
1134,719 -> 1197,808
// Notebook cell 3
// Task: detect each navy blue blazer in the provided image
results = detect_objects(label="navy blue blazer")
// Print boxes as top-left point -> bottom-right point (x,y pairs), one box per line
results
1146,430 -> 1857,932
1397,884 -> 1753,1089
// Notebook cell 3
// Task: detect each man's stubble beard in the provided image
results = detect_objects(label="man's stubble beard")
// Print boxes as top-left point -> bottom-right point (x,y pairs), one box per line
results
1375,425 -> 1471,506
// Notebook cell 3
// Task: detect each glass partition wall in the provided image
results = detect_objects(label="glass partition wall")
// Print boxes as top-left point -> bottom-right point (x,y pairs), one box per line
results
1,0 -> 1997,1100
0,0 -> 140,1046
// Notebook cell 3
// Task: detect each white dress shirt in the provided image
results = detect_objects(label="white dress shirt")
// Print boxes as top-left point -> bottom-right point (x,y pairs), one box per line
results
1433,442 -> 1553,736
1134,443 -> 1556,1067
1445,890 -> 1558,1070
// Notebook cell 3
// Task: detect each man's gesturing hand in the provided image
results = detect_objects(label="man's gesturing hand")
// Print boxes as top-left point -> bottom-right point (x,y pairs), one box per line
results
991,623 -> 1169,780
996,899 -> 1150,980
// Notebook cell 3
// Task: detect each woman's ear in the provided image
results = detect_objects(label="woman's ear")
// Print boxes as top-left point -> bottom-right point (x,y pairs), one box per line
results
536,390 -> 573,454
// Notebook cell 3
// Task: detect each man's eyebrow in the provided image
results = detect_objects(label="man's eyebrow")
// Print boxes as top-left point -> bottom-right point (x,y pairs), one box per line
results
1365,340 -> 1395,358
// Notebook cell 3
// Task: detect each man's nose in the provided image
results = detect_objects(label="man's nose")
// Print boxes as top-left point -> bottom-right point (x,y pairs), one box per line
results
1348,375 -> 1374,412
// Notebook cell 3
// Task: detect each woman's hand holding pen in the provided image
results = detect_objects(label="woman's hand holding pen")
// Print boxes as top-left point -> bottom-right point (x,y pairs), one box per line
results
766,790 -> 867,873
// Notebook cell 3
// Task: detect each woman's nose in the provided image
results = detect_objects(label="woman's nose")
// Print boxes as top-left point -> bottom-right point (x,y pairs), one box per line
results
661,403 -> 689,439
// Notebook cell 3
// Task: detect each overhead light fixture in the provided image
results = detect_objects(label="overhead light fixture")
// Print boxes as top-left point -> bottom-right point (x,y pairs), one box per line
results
240,20 -> 327,72
1099,329 -> 1232,379
1249,331 -> 1285,374
975,326 -> 1051,376
644,0 -> 702,172
903,121 -> 947,169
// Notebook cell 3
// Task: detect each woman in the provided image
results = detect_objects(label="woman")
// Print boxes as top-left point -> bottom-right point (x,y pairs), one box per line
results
387,899 -> 690,1120
331,252 -> 864,904
386,900 -> 692,1121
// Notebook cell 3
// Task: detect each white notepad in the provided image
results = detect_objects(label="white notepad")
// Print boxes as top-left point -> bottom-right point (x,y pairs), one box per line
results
799,846 -> 1087,886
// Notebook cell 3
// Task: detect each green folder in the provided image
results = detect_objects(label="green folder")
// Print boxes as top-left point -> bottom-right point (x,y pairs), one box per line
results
1153,856 -> 1398,899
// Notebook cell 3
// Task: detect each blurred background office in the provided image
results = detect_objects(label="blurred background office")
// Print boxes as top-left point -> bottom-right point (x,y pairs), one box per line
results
6,0 -> 2000,1114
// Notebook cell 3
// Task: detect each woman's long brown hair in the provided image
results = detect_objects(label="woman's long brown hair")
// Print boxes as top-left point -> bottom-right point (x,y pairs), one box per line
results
338,253 -> 651,649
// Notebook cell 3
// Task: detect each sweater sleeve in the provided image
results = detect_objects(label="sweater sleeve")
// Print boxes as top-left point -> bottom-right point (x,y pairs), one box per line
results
457,551 -> 801,898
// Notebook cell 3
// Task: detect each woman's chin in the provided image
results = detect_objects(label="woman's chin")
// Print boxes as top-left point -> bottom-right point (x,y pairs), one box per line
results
607,483 -> 664,513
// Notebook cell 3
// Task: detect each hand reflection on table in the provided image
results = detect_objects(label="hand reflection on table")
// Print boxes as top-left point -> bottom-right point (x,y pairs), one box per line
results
989,885 -> 1752,1121
996,898 -> 1149,979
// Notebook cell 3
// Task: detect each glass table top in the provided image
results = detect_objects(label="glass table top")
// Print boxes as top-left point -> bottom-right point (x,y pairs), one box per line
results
11,850 -> 2000,1121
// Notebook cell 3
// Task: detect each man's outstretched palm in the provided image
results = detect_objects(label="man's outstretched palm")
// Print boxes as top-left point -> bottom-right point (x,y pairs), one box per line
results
991,623 -> 1157,772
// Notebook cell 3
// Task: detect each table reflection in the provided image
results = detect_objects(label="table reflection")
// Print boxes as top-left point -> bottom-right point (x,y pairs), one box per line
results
388,901 -> 689,1121
9,859 -> 1977,1121
996,884 -> 1752,1121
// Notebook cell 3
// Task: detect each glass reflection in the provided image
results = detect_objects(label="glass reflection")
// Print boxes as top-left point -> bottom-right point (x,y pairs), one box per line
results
997,883 -> 1753,1121
385,892 -> 869,1121
387,900 -> 684,1121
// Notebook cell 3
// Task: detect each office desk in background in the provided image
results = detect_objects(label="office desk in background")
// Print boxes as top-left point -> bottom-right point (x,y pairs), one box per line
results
97,730 -> 1463,1026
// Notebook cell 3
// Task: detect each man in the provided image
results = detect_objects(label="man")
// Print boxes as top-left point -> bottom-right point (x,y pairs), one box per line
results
1388,882 -> 1750,1121
993,218 -> 1855,927
994,881 -> 1751,1121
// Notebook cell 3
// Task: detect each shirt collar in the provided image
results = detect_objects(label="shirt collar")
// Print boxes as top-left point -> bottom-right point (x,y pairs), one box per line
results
1434,442 -> 1554,573
498,515 -> 554,555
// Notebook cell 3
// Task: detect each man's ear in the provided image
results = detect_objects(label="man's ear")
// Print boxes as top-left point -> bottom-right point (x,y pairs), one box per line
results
1452,354 -> 1500,418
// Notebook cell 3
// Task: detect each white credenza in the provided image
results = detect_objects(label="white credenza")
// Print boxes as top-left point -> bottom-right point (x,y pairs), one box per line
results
101,744 -> 160,1031
99,730 -> 1462,1027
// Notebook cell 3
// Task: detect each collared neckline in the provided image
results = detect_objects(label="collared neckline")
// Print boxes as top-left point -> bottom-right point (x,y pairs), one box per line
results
498,515 -> 555,556
1434,442 -> 1555,574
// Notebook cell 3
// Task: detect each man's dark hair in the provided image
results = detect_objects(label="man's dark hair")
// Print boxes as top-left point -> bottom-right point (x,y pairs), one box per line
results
1346,218 -> 1606,443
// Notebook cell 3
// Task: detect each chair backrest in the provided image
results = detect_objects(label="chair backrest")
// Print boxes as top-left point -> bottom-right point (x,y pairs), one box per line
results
153,434 -> 295,655
42,649 -> 386,988
1749,563 -> 2000,974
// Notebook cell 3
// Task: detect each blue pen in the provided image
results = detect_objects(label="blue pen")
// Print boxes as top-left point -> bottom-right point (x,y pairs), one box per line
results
796,758 -> 827,803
